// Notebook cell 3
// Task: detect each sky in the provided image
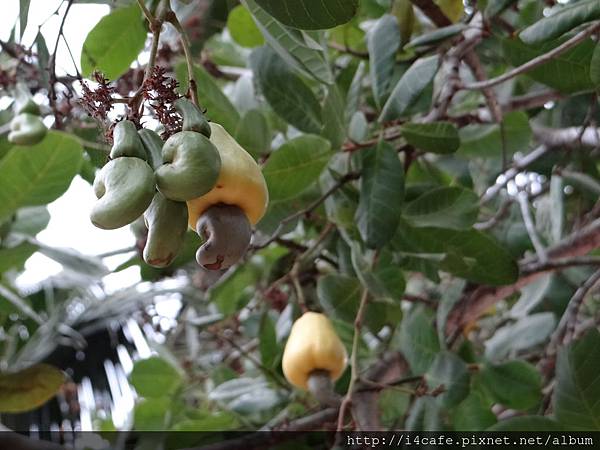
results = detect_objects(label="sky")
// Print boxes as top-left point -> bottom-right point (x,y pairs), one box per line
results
2,1 -> 142,291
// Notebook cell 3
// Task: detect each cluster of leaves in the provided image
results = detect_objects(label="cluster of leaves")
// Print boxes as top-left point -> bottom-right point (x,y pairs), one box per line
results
0,0 -> 600,440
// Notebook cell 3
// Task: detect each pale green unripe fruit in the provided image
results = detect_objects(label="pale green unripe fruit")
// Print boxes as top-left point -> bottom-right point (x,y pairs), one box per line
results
90,157 -> 156,230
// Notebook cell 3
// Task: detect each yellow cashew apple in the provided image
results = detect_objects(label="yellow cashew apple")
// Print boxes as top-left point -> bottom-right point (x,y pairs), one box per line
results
282,312 -> 347,390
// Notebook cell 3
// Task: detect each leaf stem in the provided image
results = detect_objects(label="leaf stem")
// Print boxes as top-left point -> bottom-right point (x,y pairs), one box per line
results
165,7 -> 200,107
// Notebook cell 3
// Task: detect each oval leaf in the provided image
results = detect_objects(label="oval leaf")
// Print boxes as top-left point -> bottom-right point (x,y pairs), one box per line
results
367,14 -> 401,108
80,4 -> 147,80
0,364 -> 65,413
130,357 -> 182,398
263,134 -> 331,201
251,46 -> 323,133
254,0 -> 359,30
380,55 -> 439,121
401,121 -> 460,154
0,131 -> 83,223
520,0 -> 600,45
403,187 -> 479,230
243,0 -> 333,84
356,140 -> 405,249
554,329 -> 600,430
227,5 -> 264,48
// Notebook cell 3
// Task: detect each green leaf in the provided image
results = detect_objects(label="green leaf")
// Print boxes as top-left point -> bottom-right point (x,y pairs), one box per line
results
318,272 -> 402,332
134,397 -> 172,431
480,361 -> 542,410
321,85 -> 347,150
520,0 -> 600,45
243,0 -> 333,84
19,0 -> 30,40
393,223 -> 519,286
80,4 -> 146,80
259,313 -> 279,370
485,0 -> 519,18
405,396 -> 443,431
373,251 -> 406,299
554,329 -> 600,430
210,264 -> 259,315
234,109 -> 271,158
35,32 -> 50,87
317,274 -> 362,323
503,37 -> 596,94
254,0 -> 359,30
263,134 -> 331,201
227,5 -> 264,48
400,122 -> 460,154
251,46 -> 322,133
0,364 -> 65,413
0,241 -> 37,274
175,63 -> 240,135
345,61 -> 366,123
348,111 -> 369,142
454,389 -> 497,431
380,55 -> 439,121
403,187 -> 479,230
485,313 -> 555,360
393,0 -> 416,46
425,352 -> 470,408
356,141 -> 404,249
406,23 -> 465,49
458,111 -> 531,158
399,307 -> 440,374
367,14 -> 401,108
488,416 -> 562,431
0,131 -> 83,223
130,357 -> 182,398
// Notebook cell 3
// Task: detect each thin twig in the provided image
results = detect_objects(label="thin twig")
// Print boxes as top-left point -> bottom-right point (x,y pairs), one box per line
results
517,192 -> 547,262
48,0 -> 74,128
462,22 -> 600,91
166,8 -> 199,107
132,0 -> 167,114
337,287 -> 369,431
136,0 -> 155,24
521,256 -> 600,274
254,172 -> 360,249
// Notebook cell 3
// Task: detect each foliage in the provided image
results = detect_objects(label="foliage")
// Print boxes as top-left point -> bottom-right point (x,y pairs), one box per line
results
0,0 -> 600,440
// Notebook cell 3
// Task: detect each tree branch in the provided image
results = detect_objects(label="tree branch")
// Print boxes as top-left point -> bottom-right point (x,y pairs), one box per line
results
533,124 -> 600,148
462,22 -> 600,91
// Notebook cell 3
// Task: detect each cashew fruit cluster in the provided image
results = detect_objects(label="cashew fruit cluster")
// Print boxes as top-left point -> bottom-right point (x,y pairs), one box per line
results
90,100 -> 268,271
8,83 -> 47,146
282,312 -> 348,391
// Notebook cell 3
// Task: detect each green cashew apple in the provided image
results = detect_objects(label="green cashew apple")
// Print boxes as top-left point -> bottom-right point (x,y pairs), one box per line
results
195,203 -> 251,270
90,157 -> 155,229
8,113 -> 47,146
174,98 -> 211,137
155,131 -> 221,202
143,192 -> 188,268
110,120 -> 147,160
138,128 -> 164,170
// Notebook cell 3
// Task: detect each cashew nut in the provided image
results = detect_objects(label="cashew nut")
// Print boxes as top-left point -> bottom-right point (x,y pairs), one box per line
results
195,203 -> 252,270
